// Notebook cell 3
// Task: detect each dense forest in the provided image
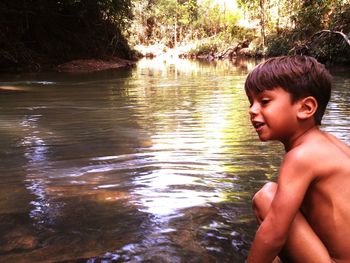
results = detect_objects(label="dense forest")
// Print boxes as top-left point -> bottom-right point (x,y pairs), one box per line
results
0,0 -> 133,71
129,0 -> 350,63
0,0 -> 349,72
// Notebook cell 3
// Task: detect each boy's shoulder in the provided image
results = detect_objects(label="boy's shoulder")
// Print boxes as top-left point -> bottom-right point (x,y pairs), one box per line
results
288,130 -> 349,159
280,145 -> 315,179
282,130 -> 350,178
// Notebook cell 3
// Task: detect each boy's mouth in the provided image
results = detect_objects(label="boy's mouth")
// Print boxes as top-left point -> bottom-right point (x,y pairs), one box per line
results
252,121 -> 265,131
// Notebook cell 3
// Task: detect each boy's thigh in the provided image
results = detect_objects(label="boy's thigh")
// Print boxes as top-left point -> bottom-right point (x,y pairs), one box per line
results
280,212 -> 333,263
252,182 -> 333,263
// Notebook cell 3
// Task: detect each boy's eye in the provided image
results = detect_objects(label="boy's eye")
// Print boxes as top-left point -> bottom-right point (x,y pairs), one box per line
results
261,98 -> 270,105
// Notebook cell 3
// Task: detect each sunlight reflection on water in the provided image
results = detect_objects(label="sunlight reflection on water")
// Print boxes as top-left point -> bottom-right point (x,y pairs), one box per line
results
132,171 -> 223,216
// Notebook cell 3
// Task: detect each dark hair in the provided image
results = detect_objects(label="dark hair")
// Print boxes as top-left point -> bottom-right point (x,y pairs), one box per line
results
245,55 -> 332,125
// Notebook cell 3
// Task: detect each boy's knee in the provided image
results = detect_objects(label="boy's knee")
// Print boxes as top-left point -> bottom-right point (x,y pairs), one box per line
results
253,182 -> 277,201
253,182 -> 277,204
252,182 -> 277,221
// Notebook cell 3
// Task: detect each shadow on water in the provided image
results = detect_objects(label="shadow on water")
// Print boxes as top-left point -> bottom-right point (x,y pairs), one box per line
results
0,58 -> 349,262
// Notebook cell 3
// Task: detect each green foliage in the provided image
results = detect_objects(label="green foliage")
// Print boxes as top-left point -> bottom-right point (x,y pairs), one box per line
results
329,1 -> 350,31
97,0 -> 133,25
4,0 -> 348,70
130,0 -> 350,63
266,33 -> 293,56
235,0 -> 350,59
229,25 -> 255,42
236,0 -> 260,18
294,0 -> 332,38
0,0 -> 133,71
190,37 -> 221,55
186,0 -> 199,23
131,0 -> 336,57
130,0 -> 242,48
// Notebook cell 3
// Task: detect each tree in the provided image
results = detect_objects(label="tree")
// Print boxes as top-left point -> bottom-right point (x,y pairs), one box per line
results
0,0 -> 133,71
237,0 -> 267,50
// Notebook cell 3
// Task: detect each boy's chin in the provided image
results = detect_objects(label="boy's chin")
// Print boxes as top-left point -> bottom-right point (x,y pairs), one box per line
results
257,135 -> 270,142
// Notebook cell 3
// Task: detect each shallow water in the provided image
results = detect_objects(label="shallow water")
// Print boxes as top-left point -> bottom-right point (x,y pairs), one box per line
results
0,58 -> 349,262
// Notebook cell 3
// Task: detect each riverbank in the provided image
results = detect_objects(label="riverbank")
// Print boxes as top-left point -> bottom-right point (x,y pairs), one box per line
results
2,34 -> 349,74
134,32 -> 350,66
56,57 -> 136,73
133,39 -> 256,62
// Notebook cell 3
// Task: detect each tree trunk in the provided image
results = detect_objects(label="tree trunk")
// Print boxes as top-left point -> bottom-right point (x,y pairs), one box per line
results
276,1 -> 280,33
174,19 -> 177,48
259,0 -> 266,49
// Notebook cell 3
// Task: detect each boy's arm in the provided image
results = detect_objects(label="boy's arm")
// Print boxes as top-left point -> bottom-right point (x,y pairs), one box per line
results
247,150 -> 315,263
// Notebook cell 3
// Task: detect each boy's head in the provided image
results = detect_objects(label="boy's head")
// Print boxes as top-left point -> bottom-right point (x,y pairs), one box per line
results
245,55 -> 332,125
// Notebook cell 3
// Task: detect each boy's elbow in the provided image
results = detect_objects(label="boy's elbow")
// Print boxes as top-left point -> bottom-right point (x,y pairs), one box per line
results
257,224 -> 287,252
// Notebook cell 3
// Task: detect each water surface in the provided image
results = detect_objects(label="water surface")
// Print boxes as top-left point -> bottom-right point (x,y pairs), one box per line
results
0,58 -> 349,262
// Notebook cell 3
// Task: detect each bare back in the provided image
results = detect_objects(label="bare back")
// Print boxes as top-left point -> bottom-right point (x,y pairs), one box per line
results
301,132 -> 350,262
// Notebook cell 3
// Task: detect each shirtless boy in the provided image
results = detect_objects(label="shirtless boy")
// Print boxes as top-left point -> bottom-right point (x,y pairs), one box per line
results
244,55 -> 350,263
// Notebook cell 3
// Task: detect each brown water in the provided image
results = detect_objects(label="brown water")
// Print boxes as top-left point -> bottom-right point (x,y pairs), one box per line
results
0,58 -> 349,263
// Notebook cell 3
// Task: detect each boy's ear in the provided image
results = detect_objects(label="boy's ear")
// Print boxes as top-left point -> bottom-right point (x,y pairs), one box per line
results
297,96 -> 318,120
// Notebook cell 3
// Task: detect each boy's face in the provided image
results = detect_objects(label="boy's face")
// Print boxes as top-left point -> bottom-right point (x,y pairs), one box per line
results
247,87 -> 300,142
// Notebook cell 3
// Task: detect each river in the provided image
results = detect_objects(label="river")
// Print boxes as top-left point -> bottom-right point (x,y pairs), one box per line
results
0,58 -> 349,262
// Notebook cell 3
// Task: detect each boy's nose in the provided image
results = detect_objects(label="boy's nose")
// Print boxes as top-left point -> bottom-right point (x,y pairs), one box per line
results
249,103 -> 260,116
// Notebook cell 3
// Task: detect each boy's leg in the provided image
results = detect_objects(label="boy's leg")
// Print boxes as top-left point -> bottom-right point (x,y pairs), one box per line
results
252,182 -> 333,263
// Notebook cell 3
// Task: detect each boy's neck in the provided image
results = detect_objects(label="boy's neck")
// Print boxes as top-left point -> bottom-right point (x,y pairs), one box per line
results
283,124 -> 320,152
